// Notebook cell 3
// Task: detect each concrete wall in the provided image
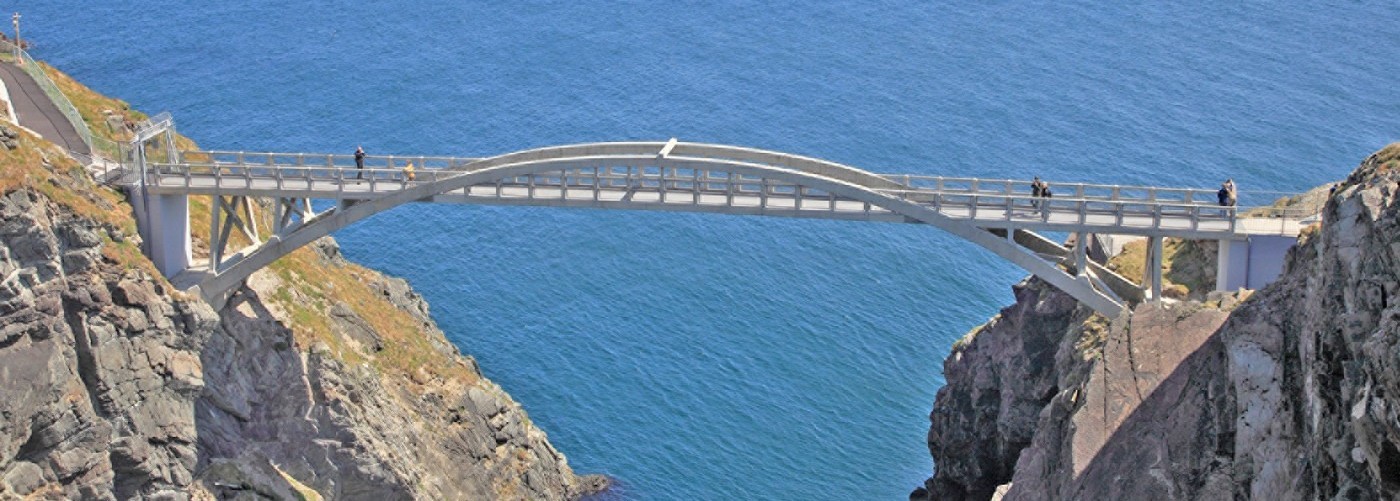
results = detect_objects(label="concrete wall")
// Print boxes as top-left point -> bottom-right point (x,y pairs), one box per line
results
130,188 -> 190,277
1216,235 -> 1296,291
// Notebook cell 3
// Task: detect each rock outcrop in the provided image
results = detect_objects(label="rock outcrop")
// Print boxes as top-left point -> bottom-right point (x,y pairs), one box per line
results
0,148 -> 218,499
0,105 -> 605,497
195,239 -> 603,499
921,278 -> 1094,500
917,144 -> 1399,500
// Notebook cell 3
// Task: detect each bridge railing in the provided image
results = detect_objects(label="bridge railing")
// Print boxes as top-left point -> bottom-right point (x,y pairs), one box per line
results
886,174 -> 1224,207
146,160 -> 469,192
189,150 -> 480,171
879,187 -> 1239,232
146,159 -> 1257,235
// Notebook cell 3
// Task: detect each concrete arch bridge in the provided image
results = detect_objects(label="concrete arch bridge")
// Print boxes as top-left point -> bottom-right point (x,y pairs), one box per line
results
125,132 -> 1305,316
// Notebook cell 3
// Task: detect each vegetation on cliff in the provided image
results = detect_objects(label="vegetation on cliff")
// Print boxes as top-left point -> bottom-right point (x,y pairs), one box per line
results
0,54 -> 603,499
918,143 -> 1400,500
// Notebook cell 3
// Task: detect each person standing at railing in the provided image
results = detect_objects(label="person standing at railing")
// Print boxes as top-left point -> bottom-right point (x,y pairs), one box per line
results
355,145 -> 366,180
1031,177 -> 1051,209
402,161 -> 415,183
1218,179 -> 1237,207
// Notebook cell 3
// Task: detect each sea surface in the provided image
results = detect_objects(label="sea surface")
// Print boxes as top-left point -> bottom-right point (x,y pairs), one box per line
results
23,2 -> 1398,498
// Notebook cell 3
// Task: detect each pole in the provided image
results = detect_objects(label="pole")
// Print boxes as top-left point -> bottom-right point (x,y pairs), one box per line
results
11,13 -> 19,65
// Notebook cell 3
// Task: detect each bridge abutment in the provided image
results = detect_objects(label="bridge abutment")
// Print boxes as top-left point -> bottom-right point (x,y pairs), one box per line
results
131,189 -> 190,277
1215,235 -> 1294,291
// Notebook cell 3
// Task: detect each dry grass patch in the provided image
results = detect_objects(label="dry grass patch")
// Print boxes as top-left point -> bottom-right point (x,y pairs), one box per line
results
0,127 -> 158,278
263,244 -> 479,391
1368,142 -> 1400,173
33,57 -> 477,393
1106,237 -> 1217,299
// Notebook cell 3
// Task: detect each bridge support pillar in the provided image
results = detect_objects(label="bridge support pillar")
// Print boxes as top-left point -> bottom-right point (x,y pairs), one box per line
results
209,195 -> 260,272
133,191 -> 190,277
1073,232 -> 1090,278
272,197 -> 315,234
1143,236 -> 1163,302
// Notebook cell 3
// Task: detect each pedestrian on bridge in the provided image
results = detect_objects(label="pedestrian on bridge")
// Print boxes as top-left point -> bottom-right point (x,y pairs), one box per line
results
355,146 -> 366,180
1218,179 -> 1237,207
1031,177 -> 1051,209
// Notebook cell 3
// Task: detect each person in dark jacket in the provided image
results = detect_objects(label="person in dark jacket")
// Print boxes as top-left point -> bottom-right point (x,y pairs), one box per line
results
355,146 -> 366,179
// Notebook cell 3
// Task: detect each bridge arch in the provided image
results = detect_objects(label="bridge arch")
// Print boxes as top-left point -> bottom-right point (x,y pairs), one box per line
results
191,142 -> 1126,315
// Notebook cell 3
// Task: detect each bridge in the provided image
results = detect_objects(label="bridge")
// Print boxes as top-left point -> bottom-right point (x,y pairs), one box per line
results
0,37 -> 1305,317
116,122 -> 1305,316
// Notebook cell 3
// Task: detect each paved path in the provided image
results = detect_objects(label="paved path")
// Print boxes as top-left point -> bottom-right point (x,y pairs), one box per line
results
0,61 -> 89,155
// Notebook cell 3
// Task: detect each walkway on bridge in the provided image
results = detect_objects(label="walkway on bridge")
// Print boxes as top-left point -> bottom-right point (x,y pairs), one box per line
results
121,138 -> 1313,317
0,38 -> 1311,319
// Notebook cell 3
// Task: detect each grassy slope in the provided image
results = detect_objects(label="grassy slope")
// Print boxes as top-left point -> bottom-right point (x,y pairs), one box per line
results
0,124 -> 158,279
34,60 -> 479,391
1106,238 -> 1214,299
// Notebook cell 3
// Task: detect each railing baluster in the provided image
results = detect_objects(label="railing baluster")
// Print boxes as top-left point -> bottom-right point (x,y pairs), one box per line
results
760,177 -> 769,208
727,171 -> 735,207
659,167 -> 668,204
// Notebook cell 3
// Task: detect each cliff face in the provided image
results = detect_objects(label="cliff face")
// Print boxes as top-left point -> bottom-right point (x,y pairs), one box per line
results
917,144 -> 1399,500
0,133 -> 218,499
923,278 -> 1094,499
0,116 -> 601,496
195,239 -> 600,499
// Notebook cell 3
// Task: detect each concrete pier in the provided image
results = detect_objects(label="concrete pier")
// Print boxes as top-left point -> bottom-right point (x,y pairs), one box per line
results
1216,235 -> 1295,291
131,189 -> 191,277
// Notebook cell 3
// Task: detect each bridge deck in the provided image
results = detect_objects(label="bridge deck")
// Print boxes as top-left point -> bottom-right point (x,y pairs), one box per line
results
120,144 -> 1314,316
143,162 -> 1297,240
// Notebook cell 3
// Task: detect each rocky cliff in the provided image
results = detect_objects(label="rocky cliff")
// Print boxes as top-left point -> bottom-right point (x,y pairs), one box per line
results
0,95 -> 604,497
195,238 -> 604,500
0,126 -> 217,499
916,144 -> 1399,500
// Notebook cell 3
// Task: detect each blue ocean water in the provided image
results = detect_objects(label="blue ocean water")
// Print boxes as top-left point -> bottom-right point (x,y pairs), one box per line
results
23,2 -> 1399,498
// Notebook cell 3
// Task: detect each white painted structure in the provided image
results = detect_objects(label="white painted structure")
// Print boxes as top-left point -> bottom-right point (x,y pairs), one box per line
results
1217,235 -> 1298,291
3,36 -> 1301,318
111,122 -> 1308,316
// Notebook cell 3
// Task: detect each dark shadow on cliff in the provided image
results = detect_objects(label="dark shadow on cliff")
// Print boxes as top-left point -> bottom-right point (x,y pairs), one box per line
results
1013,300 -> 1250,500
189,284 -> 309,497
